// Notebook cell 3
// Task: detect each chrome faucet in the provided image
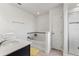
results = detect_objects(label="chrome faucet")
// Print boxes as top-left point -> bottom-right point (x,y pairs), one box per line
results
0,40 -> 7,45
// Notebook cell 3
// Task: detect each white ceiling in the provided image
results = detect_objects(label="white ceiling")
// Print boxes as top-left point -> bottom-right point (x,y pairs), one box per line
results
11,3 -> 61,16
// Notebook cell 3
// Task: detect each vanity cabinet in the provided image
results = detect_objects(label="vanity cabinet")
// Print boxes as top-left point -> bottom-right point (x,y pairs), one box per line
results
7,45 -> 30,56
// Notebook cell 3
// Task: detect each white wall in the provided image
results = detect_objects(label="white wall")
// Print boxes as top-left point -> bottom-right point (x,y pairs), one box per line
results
0,4 -> 35,39
35,13 -> 49,32
49,5 -> 64,50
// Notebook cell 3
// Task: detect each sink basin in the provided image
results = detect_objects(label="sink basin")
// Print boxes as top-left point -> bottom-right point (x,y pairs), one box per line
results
0,40 -> 20,47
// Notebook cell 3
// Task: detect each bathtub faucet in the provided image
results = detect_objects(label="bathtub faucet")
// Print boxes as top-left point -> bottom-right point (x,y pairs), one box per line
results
27,36 -> 33,40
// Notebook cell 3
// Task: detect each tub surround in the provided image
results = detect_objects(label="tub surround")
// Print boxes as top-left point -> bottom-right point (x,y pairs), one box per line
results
0,39 -> 31,56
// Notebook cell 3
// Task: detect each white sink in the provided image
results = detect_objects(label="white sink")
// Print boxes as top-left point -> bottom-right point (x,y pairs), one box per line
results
0,40 -> 20,47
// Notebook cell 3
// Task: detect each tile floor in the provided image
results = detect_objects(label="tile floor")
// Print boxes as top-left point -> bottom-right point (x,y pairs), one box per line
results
36,49 -> 63,56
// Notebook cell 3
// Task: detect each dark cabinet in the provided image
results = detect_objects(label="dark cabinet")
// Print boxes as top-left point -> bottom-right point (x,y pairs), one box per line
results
7,45 -> 30,56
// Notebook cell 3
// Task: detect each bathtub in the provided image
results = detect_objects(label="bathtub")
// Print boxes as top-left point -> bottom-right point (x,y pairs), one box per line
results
27,32 -> 52,53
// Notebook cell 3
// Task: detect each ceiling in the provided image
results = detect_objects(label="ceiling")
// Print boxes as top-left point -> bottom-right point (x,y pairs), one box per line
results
11,3 -> 61,16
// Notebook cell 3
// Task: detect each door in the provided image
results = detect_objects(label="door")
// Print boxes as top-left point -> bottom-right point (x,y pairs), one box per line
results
69,12 -> 79,55
50,6 -> 63,50
52,16 -> 63,50
69,24 -> 79,55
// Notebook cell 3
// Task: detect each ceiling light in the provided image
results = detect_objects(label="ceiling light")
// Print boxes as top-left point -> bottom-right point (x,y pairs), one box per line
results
37,11 -> 40,15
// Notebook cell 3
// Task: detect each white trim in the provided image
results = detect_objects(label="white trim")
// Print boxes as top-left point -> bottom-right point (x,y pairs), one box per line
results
63,4 -> 69,56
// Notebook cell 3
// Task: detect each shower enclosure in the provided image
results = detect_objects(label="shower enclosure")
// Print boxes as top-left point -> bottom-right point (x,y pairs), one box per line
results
67,4 -> 79,55
27,32 -> 51,53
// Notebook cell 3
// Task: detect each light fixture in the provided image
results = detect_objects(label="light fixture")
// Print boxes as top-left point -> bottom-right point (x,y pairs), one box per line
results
37,11 -> 40,15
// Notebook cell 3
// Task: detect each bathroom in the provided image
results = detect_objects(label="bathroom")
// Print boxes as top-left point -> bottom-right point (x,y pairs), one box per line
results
0,3 -> 63,56
0,3 -> 78,56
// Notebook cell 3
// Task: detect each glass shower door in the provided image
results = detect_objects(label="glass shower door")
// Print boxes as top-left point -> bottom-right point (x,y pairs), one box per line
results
68,10 -> 79,55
